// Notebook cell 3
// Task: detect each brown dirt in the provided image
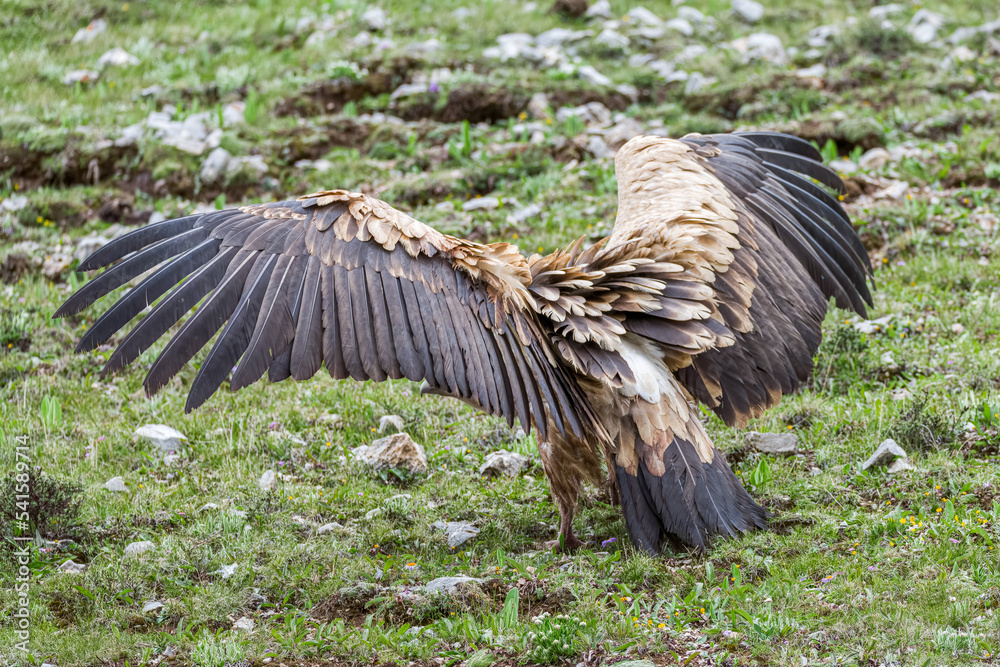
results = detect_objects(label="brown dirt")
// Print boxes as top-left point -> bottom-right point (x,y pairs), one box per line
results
549,0 -> 589,18
275,57 -> 422,117
1,254 -> 32,284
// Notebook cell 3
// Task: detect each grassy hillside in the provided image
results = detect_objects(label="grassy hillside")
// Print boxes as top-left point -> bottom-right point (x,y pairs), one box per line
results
1,0 -> 998,665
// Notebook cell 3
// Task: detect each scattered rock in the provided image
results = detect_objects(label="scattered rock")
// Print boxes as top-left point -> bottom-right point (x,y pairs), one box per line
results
63,69 -> 99,85
142,601 -> 165,614
135,424 -> 187,454
858,147 -> 890,171
226,155 -> 268,179
860,438 -> 911,472
479,450 -> 530,478
259,469 -> 278,492
212,563 -> 239,578
585,135 -> 616,159
873,180 -> 908,201
610,661 -> 656,667
72,235 -> 109,264
509,203 -> 543,224
951,323 -> 965,335
526,92 -> 551,118
200,147 -> 232,183
316,522 -> 344,535
733,32 -> 788,65
124,541 -> 155,557
731,0 -> 764,24
104,476 -> 128,493
625,7 -> 662,28
868,4 -> 904,21
232,616 -> 255,633
665,18 -> 694,37
72,19 -> 107,43
585,0 -> 611,20
432,520 -> 480,547
677,6 -> 708,29
354,433 -> 428,475
891,388 -> 913,401
745,431 -> 799,456
604,117 -> 644,150
556,101 -> 612,127
536,28 -> 592,48
807,24 -> 840,48
908,9 -> 946,44
829,158 -> 858,175
96,47 -> 139,68
683,72 -> 712,95
59,559 -> 87,574
577,64 -> 612,87
42,254 -> 72,281
1,194 -> 28,212
199,503 -> 220,511
462,197 -> 502,212
595,27 -> 629,49
361,7 -> 388,31
424,576 -> 483,595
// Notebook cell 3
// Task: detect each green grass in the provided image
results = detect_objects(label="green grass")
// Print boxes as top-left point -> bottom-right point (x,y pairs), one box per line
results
2,0 -> 1000,665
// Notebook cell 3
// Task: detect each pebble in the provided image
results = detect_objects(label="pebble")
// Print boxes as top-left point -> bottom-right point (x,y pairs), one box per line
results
509,203 -> 543,224
96,47 -> 139,68
585,0 -> 612,20
731,0 -> 764,24
860,439 -> 912,472
361,7 -> 388,31
142,601 -> 165,614
604,117 -> 644,150
104,476 -> 128,493
625,7 -> 662,28
745,431 -> 799,456
595,28 -> 629,49
316,522 -> 344,535
233,616 -> 255,632
71,18 -> 107,43
259,469 -> 278,492
858,147 -> 890,171
135,424 -> 187,454
908,9 -> 945,44
63,70 -> 99,85
59,559 -> 87,574
213,563 -> 239,578
432,520 -> 480,547
424,576 -> 483,594
200,147 -> 232,183
353,433 -> 428,475
577,65 -> 612,87
585,136 -> 616,159
124,541 -> 155,557
733,32 -> 788,65
462,197 -> 502,212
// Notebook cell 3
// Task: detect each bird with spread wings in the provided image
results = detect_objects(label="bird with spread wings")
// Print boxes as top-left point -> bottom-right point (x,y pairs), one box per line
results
58,131 -> 872,554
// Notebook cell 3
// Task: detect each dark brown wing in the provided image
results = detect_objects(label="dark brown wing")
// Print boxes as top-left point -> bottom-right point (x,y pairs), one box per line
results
55,190 -> 593,441
673,131 -> 873,426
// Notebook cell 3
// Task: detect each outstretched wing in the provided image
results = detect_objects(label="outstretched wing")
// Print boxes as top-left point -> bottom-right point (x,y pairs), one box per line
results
56,190 -> 592,441
607,132 -> 872,427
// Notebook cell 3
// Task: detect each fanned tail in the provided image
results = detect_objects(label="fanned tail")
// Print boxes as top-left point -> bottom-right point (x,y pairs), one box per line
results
614,423 -> 768,553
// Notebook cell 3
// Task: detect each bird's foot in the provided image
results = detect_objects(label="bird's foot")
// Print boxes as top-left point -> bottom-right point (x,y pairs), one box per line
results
545,532 -> 586,552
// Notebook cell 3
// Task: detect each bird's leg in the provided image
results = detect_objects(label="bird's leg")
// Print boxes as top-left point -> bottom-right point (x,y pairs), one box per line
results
538,439 -> 588,551
549,500 -> 585,551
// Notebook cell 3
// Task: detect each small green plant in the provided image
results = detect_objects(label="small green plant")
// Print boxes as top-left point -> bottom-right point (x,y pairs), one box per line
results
0,467 -> 85,543
190,632 -> 247,667
524,613 -> 586,664
40,395 -> 62,430
749,458 -> 773,488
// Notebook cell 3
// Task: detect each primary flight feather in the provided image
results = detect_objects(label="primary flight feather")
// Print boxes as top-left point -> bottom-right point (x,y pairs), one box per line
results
58,131 -> 872,554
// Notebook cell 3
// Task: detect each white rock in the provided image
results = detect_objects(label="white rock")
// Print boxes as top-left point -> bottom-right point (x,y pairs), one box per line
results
425,576 -> 483,594
829,158 -> 858,174
604,117 -> 644,150
745,431 -> 799,455
684,72 -> 711,94
259,469 -> 278,492
432,520 -> 480,547
536,28 -> 592,48
731,0 -> 764,24
595,28 -> 629,49
795,64 -> 827,78
213,563 -> 239,578
585,136 -> 616,159
435,201 -> 455,213
148,211 -> 166,224
951,323 -> 965,335
677,6 -> 707,27
59,559 -> 87,574
361,6 -> 388,31
221,101 -> 246,126
577,65 -> 612,87
0,194 -> 28,212
556,101 -> 612,127
674,44 -> 707,62
316,522 -> 344,535
135,424 -> 187,454
488,33 -> 538,62
124,541 -> 155,557
853,314 -> 893,334
97,47 -> 139,68
405,38 -> 443,56
625,7 -> 663,28
908,9 -> 946,44
880,351 -> 896,367
354,433 -> 428,474
858,147 -> 890,171
199,503 -> 220,511
72,235 -> 108,264
509,203 -> 543,224
104,476 -> 128,493
233,616 -> 255,633
72,19 -> 107,43
390,82 -> 430,99
142,601 -> 164,614
226,154 -> 266,178
199,147 -> 232,183
891,388 -> 913,401
868,4 -> 903,20
462,197 -> 502,212
873,180 -> 908,201
478,450 -> 530,478
585,0 -> 612,20
807,25 -> 840,48
734,32 -> 787,64
946,45 -> 977,65
665,18 -> 694,36
887,458 -> 914,474
42,254 -> 72,281
63,70 -> 99,85
861,439 -> 910,472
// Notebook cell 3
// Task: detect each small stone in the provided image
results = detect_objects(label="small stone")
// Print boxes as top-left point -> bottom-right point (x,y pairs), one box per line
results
604,117 -> 644,150
951,323 -> 965,335
809,467 -> 823,477
72,18 -> 107,43
585,136 -> 616,159
200,147 -> 232,183
860,438 -> 909,472
585,0 -> 612,20
873,180 -> 909,201
63,68 -> 99,85
232,616 -> 255,632
731,0 -> 764,24
868,4 -> 904,20
432,520 -> 480,547
213,563 -> 239,578
610,661 -> 656,667
594,27 -> 629,49
733,32 -> 787,65
526,92 -> 550,119
135,424 -> 188,453
665,18 -> 693,36
556,101 -> 612,127
354,432 -> 428,475
360,6 -> 388,31
891,388 -> 913,401
226,155 -> 268,178
509,203 -> 543,224
104,476 -> 128,493
435,201 -> 455,213
424,576 -> 483,594
142,601 -> 164,614
577,65 -> 612,87
59,559 -> 87,574
96,47 -> 139,68
829,158 -> 858,175
624,7 -> 662,28
858,147 -> 890,171
887,458 -> 914,474
42,253 -> 72,281
199,503 -> 220,511
0,194 -> 28,212
908,9 -> 945,44
745,431 -> 799,456
124,541 -> 155,557
259,469 -> 278,491
373,415 -> 405,435
479,450 -> 530,478
316,522 -> 344,535
536,28 -> 592,48
795,64 -> 827,78
677,6 -> 707,27
462,197 -> 502,212
73,235 -> 109,264
684,72 -> 712,95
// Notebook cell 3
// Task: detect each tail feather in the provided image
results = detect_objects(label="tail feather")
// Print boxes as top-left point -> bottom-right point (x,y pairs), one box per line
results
616,436 -> 768,553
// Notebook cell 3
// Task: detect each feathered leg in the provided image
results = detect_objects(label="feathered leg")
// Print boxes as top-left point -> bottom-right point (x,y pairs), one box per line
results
537,431 -> 603,551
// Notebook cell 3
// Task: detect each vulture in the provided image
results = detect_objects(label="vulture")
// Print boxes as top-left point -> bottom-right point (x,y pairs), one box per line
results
57,131 -> 872,554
